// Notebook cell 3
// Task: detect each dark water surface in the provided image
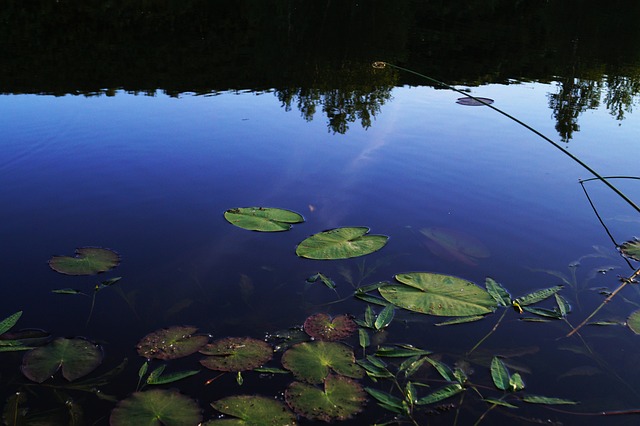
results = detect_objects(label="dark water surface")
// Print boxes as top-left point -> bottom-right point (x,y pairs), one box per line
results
2,1 -> 640,425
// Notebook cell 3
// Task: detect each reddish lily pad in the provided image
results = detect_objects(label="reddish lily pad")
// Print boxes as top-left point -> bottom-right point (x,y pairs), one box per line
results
285,375 -> 366,422
199,337 -> 273,372
48,247 -> 120,275
303,313 -> 356,341
136,326 -> 209,360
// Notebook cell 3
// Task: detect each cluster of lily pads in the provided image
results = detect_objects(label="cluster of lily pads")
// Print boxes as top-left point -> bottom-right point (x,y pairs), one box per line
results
2,207 -> 640,425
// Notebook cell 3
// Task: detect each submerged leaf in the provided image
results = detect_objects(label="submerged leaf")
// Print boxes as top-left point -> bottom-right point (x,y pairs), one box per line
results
379,272 -> 497,317
281,341 -> 363,384
296,227 -> 388,260
224,207 -> 304,232
306,273 -> 336,289
110,389 -> 202,426
303,313 -> 356,341
136,326 -> 209,360
200,337 -> 273,372
48,247 -> 120,276
209,395 -> 296,425
420,227 -> 489,266
285,375 -> 366,422
21,338 -> 103,383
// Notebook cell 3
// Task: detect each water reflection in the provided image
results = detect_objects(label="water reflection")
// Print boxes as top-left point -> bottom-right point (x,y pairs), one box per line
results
2,1 -> 640,139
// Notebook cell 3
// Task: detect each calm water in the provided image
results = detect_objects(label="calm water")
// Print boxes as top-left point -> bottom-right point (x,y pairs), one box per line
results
2,2 -> 640,425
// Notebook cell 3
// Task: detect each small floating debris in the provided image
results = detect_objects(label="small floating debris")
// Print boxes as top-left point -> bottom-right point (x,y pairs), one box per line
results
456,97 -> 494,106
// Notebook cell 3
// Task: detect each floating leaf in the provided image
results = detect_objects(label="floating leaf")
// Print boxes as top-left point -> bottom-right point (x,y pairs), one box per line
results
522,306 -> 562,319
483,398 -> 518,408
208,395 -> 297,425
365,387 -> 404,412
509,372 -> 525,391
200,337 -> 273,372
420,227 -> 489,266
224,207 -> 304,232
303,313 -> 356,341
522,395 -> 578,405
52,288 -> 86,295
146,366 -> 200,385
285,375 -> 366,422
490,357 -> 510,391
0,311 -> 22,335
110,389 -> 202,426
21,337 -> 103,383
620,239 -> 640,261
456,97 -> 495,106
281,341 -> 363,384
136,326 -> 209,360
514,286 -> 563,306
48,247 -> 120,276
485,278 -> 511,307
296,227 -> 388,260
374,305 -> 395,330
627,309 -> 640,334
416,384 -> 464,405
375,345 -> 432,358
379,273 -> 497,317
435,315 -> 485,326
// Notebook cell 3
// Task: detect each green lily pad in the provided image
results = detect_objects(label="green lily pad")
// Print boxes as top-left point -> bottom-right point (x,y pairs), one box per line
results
207,395 -> 297,425
136,326 -> 209,360
420,227 -> 490,266
303,313 -> 356,341
281,341 -> 363,384
627,309 -> 640,334
620,239 -> 640,261
110,389 -> 202,426
224,207 -> 304,232
21,337 -> 103,383
285,375 -> 366,422
378,272 -> 497,317
48,247 -> 120,275
199,337 -> 273,372
295,227 -> 388,260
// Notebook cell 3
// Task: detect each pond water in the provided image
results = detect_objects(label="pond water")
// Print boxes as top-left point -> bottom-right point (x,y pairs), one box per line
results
2,1 -> 640,425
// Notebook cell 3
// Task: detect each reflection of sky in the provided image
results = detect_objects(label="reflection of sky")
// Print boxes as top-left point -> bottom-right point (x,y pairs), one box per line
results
0,84 -> 638,335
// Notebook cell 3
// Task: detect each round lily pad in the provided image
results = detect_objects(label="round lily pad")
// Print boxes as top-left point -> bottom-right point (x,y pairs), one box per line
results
207,395 -> 297,425
295,227 -> 388,260
303,313 -> 356,341
224,207 -> 304,232
110,389 -> 202,426
379,272 -> 497,317
22,337 -> 103,383
281,341 -> 363,384
136,326 -> 209,360
620,239 -> 640,261
199,337 -> 273,372
48,247 -> 120,275
456,97 -> 494,106
285,375 -> 366,422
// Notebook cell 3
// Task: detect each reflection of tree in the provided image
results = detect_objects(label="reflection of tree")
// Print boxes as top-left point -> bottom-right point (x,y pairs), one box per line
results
604,73 -> 640,121
547,78 -> 602,142
275,65 -> 395,134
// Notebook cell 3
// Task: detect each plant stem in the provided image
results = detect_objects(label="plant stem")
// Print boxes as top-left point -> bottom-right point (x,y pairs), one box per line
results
467,308 -> 508,356
474,402 -> 498,426
566,267 -> 640,337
